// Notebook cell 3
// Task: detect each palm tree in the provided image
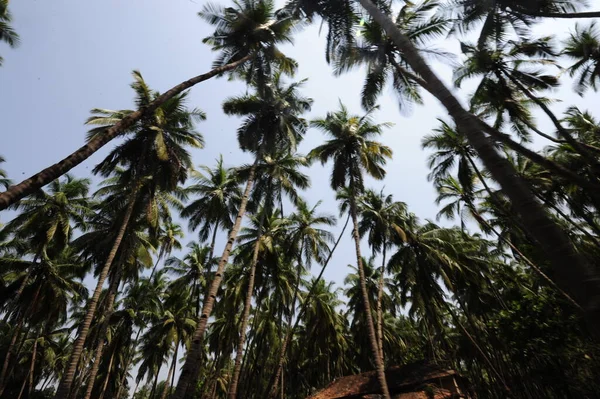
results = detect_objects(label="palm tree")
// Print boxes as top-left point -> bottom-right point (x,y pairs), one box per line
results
0,0 -> 298,209
0,0 -> 19,66
564,22 -> 600,95
334,0 -> 449,111
357,188 -> 406,360
352,0 -> 600,332
182,156 -> 242,260
0,156 -> 10,189
172,74 -> 311,399
308,102 -> 393,399
54,73 -> 203,399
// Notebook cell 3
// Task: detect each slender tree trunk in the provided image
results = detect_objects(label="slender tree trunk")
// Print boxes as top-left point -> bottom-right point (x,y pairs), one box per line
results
82,270 -> 122,399
0,54 -> 254,210
349,191 -> 391,399
54,186 -> 139,399
17,332 -> 39,399
171,162 -> 257,399
376,244 -> 386,362
528,10 -> 600,18
160,344 -> 178,399
358,0 -> 600,333
132,378 -> 141,399
228,209 -> 265,399
208,222 -> 219,262
97,344 -> 117,399
267,214 -> 351,398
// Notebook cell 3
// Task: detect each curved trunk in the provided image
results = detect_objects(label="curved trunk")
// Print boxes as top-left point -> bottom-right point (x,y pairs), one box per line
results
267,214 -> 351,398
228,210 -> 265,399
376,244 -> 386,362
171,162 -> 257,399
82,270 -> 122,399
349,192 -> 391,399
54,185 -> 139,399
0,54 -> 254,211
358,0 -> 600,334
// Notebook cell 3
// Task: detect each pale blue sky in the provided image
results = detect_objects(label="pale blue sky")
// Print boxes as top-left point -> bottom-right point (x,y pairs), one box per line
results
1,0 -> 599,291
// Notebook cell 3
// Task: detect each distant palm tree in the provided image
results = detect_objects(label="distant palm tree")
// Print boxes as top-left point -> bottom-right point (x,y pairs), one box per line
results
0,0 -> 19,66
182,155 -> 242,259
0,156 -> 10,189
309,102 -> 393,399
564,22 -> 600,94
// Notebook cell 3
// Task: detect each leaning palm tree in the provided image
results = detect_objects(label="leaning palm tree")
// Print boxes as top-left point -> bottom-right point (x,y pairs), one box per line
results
0,0 -> 19,66
172,74 -> 311,399
54,72 -> 203,399
308,102 -> 393,399
0,0 -> 298,209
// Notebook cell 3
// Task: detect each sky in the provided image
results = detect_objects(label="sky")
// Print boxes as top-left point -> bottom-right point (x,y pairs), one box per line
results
1,0 -> 600,307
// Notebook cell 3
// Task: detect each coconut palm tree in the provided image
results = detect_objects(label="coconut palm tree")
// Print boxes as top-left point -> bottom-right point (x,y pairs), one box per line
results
182,156 -> 242,260
54,73 -> 203,399
357,188 -> 406,360
0,0 -> 19,66
308,102 -> 393,398
0,0 -> 299,209
172,74 -> 311,399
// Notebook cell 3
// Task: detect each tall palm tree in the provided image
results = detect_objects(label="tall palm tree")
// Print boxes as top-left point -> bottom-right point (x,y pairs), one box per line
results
172,74 -> 311,399
308,103 -> 393,399
357,188 -> 406,360
54,73 -> 203,399
0,0 -> 19,66
182,155 -> 242,260
0,0 -> 298,209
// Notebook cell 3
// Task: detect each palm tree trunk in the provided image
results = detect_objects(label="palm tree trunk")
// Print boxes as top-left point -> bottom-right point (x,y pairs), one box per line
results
0,54 -> 254,211
171,161 -> 257,399
151,363 -> 163,399
17,331 -> 39,399
54,185 -> 139,399
358,0 -> 600,334
228,209 -> 265,399
348,191 -> 391,399
267,214 -> 351,398
376,244 -> 386,362
160,345 -> 178,399
82,270 -> 122,399
97,344 -> 117,399
208,222 -> 219,262
132,378 -> 141,398
528,10 -> 600,18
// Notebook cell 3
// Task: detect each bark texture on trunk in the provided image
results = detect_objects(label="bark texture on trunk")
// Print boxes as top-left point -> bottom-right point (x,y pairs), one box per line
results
267,214 -> 351,398
358,0 -> 600,334
171,163 -> 256,399
54,186 -> 138,399
376,245 -> 386,362
0,54 -> 253,211
227,216 -> 263,399
349,194 -> 391,399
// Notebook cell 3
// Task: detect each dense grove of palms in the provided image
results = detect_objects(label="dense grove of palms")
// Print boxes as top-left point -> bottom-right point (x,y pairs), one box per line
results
2,0 -> 600,398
